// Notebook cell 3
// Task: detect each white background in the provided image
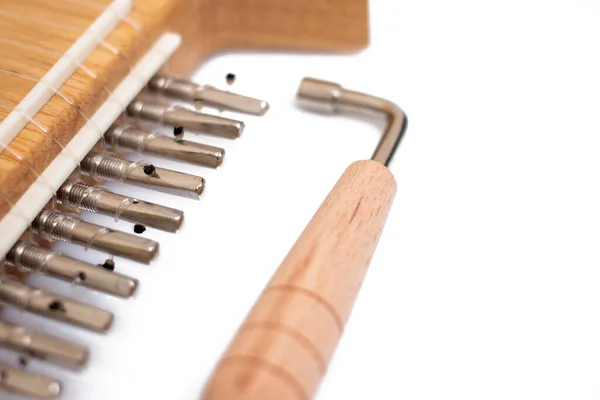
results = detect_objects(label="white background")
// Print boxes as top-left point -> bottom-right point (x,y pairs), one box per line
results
3,0 -> 600,399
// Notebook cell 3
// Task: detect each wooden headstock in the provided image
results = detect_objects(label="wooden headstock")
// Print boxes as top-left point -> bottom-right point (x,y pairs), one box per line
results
0,0 -> 368,222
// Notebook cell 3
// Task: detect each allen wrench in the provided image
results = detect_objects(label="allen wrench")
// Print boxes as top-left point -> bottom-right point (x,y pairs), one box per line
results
296,77 -> 408,166
200,78 -> 409,400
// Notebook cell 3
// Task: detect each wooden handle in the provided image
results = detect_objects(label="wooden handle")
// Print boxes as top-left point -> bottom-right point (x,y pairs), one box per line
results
200,160 -> 397,400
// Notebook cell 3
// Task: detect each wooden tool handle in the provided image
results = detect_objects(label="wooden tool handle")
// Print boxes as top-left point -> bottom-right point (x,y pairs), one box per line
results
200,160 -> 397,400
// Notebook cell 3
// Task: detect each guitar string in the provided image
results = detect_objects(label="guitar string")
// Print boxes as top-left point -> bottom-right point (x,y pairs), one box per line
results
0,101 -> 133,228
0,97 -> 140,226
0,68 -> 138,224
0,3 -> 172,90
61,0 -> 143,32
0,187 -> 29,224
0,36 -> 128,219
0,9 -> 168,106
0,72 -> 150,224
0,9 -> 142,83
0,68 -> 108,151
0,2 -> 174,227
0,103 -> 56,202
0,64 -> 108,215
0,2 -> 143,154
0,9 -> 119,54
0,38 -> 117,104
0,2 -> 155,295
0,4 -> 167,61
0,47 -> 160,176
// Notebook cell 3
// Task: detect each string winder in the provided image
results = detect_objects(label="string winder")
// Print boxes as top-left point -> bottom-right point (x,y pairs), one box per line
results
0,1 -> 407,399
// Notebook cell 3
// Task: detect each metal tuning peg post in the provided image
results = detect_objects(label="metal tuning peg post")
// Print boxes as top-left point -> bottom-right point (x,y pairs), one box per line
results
104,124 -> 224,168
0,320 -> 88,369
0,362 -> 61,399
57,179 -> 184,232
5,241 -> 138,298
126,99 -> 244,139
31,210 -> 159,264
147,74 -> 270,115
0,277 -> 113,332
80,151 -> 205,200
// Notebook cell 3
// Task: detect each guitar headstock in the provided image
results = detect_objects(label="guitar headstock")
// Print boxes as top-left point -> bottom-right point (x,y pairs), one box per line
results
0,0 -> 368,235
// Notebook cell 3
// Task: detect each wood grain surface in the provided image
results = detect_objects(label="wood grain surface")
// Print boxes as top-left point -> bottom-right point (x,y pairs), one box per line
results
200,160 -> 396,400
0,0 -> 369,219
